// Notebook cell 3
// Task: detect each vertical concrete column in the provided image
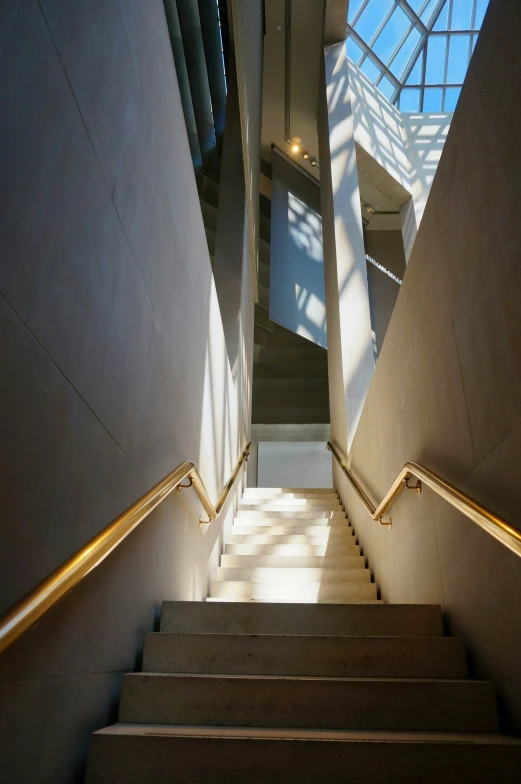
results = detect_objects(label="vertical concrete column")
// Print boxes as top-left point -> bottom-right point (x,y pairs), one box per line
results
213,49 -> 252,378
318,43 -> 375,450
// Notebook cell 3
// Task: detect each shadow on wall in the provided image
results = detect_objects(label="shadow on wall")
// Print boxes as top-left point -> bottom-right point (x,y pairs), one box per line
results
269,152 -> 327,348
339,0 -> 521,736
286,191 -> 327,346
0,0 -> 254,781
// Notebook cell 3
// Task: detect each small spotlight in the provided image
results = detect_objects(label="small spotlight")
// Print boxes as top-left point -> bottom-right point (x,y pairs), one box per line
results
310,158 -> 317,167
303,152 -> 309,159
292,144 -> 300,153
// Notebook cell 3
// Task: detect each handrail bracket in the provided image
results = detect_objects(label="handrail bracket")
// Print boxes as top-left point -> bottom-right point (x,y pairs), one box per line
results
403,476 -> 422,495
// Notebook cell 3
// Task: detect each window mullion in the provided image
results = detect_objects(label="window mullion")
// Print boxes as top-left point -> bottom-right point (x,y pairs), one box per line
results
368,0 -> 400,48
350,0 -> 372,28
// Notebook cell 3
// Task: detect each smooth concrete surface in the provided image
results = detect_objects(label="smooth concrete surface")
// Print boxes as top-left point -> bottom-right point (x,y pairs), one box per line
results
231,0 -> 263,297
251,423 -> 331,441
365,230 -> 406,357
212,47 -> 253,382
270,150 -> 326,348
0,0 -> 254,779
220,553 -> 365,567
142,632 -> 467,678
339,0 -> 521,734
347,61 -> 452,260
85,726 -> 521,784
209,489 -> 375,602
257,442 -> 333,487
225,541 -> 362,555
318,45 -> 375,450
118,671 -> 497,731
159,600 -> 445,636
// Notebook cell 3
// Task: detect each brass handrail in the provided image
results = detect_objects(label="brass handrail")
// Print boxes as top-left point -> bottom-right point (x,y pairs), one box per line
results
326,441 -> 521,559
0,442 -> 252,655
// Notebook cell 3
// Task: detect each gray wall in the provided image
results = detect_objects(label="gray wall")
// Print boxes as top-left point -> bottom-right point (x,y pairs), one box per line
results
258,443 -> 333,488
270,151 -> 326,348
0,0 -> 253,780
365,230 -> 406,357
334,0 -> 521,734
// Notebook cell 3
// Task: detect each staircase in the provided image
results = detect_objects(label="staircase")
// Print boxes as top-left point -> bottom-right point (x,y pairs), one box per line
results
209,486 -> 375,602
86,487 -> 521,782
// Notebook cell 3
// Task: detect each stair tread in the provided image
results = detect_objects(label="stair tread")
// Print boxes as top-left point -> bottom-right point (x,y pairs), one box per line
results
95,724 -> 521,745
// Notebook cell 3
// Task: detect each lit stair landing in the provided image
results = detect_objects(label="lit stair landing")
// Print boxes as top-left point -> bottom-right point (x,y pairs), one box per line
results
85,488 -> 521,782
208,487 -> 377,603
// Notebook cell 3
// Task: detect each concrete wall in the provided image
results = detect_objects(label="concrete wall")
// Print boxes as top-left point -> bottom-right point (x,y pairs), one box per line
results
270,150 -> 326,348
347,60 -> 453,260
335,0 -> 521,734
258,443 -> 333,488
365,231 -> 406,357
0,1 -> 253,780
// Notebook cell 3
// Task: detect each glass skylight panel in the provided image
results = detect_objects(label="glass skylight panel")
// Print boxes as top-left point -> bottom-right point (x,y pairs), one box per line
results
433,3 -> 449,30
451,0 -> 473,29
420,0 -> 441,25
347,0 -> 366,22
346,0 -> 490,111
474,0 -> 488,27
354,0 -> 394,46
425,35 -> 446,83
446,35 -> 471,82
347,37 -> 364,65
360,57 -> 382,83
406,52 -> 424,84
400,88 -> 421,112
444,86 -> 461,110
423,86 -> 443,111
373,6 -> 411,63
389,27 -> 421,80
378,76 -> 396,100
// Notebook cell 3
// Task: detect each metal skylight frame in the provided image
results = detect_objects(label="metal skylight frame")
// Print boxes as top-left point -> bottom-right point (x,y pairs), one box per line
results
347,0 -> 486,111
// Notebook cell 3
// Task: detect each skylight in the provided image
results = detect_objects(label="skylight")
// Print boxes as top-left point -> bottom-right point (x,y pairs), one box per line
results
347,0 -> 490,112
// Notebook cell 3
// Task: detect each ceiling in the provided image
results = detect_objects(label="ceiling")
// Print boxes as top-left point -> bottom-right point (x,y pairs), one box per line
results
261,0 -> 402,229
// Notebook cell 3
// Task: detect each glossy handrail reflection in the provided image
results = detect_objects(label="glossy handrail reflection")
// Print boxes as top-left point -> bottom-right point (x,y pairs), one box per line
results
327,441 -> 521,558
0,443 -> 252,655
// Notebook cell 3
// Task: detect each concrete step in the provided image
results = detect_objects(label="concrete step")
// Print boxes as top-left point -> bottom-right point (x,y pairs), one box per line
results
234,516 -> 347,527
225,542 -> 361,556
86,725 -> 521,784
208,580 -> 377,602
253,407 -> 330,424
229,525 -> 354,544
118,673 -> 498,732
159,602 -> 445,636
142,633 -> 467,678
239,499 -> 342,510
214,567 -> 372,584
236,509 -> 346,520
227,534 -> 357,546
243,488 -> 336,497
230,525 -> 353,537
220,554 -> 365,568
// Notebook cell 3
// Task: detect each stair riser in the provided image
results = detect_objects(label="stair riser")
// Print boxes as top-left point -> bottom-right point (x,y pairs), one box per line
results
227,535 -> 358,546
225,543 -> 361,555
234,518 -> 347,527
86,734 -> 521,784
239,502 -> 342,511
142,634 -> 467,678
220,554 -> 365,568
240,495 -> 339,503
230,527 -> 354,538
214,567 -> 371,584
119,675 -> 498,732
209,581 -> 378,602
159,602 -> 445,636
236,511 -> 346,519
